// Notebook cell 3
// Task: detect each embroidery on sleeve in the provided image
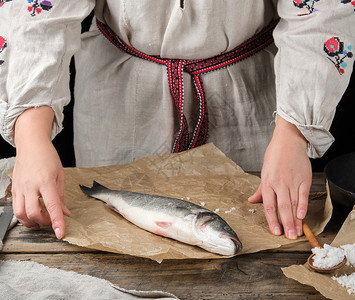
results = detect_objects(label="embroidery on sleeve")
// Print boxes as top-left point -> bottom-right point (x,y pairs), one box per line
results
27,0 -> 53,16
324,37 -> 353,75
293,0 -> 320,16
341,0 -> 355,11
0,36 -> 7,66
0,0 -> 14,8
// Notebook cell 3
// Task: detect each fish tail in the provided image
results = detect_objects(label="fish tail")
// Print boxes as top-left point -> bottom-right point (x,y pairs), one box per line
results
79,181 -> 108,197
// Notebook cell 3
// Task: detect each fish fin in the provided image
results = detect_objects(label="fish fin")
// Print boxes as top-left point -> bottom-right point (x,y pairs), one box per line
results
106,204 -> 120,214
155,221 -> 173,229
92,180 -> 104,189
79,184 -> 92,196
79,181 -> 108,196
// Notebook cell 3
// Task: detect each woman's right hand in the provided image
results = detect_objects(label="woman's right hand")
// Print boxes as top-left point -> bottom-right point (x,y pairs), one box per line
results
12,106 -> 70,239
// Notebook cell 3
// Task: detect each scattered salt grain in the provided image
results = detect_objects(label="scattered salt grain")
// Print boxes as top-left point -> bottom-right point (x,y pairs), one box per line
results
225,210 -> 231,214
214,208 -> 220,213
200,202 -> 205,207
331,244 -> 355,294
231,207 -> 236,211
311,244 -> 345,269
248,208 -> 255,214
332,273 -> 355,294
186,197 -> 190,200
341,244 -> 355,267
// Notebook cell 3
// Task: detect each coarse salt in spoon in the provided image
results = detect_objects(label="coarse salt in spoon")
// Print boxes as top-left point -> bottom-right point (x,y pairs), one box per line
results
302,221 -> 347,273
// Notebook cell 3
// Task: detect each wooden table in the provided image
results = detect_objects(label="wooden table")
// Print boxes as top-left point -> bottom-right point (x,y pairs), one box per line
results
0,173 -> 345,299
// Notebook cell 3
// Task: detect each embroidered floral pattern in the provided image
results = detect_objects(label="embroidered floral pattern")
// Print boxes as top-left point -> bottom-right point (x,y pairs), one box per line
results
0,0 -> 14,8
0,36 -> 7,65
324,37 -> 353,75
341,0 -> 355,11
293,0 -> 320,15
27,0 -> 52,16
1,0 -> 53,15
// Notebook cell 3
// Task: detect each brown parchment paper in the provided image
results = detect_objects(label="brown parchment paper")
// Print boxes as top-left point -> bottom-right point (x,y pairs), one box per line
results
282,201 -> 355,300
61,143 -> 332,262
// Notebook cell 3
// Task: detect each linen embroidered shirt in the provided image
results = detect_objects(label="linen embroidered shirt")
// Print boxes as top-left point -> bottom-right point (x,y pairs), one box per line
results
0,0 -> 354,170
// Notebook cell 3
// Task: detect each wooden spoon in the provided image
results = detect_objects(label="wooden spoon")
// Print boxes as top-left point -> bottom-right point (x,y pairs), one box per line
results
302,221 -> 347,273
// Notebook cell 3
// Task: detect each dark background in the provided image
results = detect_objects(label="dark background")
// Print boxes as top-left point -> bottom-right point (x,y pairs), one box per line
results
1,15 -> 354,171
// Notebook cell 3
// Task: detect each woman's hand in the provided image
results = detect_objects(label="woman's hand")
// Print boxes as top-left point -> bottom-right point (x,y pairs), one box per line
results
248,115 -> 312,239
12,106 -> 70,239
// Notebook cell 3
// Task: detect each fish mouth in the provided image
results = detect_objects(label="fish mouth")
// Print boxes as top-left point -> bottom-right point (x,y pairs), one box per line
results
230,236 -> 242,254
219,233 -> 242,255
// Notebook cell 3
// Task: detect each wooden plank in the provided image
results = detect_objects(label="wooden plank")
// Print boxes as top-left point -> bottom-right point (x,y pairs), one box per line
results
0,252 -> 326,300
2,225 -> 92,253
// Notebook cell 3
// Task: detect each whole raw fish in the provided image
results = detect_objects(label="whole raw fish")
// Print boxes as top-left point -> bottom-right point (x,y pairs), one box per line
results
79,181 -> 242,256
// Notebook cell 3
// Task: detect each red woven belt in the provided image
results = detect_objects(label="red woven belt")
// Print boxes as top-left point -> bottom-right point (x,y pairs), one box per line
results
97,18 -> 279,153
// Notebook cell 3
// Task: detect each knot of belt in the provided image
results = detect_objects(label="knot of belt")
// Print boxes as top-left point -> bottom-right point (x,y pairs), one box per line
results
96,18 -> 279,153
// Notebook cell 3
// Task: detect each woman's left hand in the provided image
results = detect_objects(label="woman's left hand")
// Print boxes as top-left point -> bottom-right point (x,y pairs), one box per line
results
248,115 -> 312,239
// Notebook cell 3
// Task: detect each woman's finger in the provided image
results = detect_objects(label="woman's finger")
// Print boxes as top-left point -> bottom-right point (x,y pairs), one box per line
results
41,181 -> 66,239
276,187 -> 297,240
25,192 -> 51,227
12,192 -> 40,229
56,170 -> 70,217
288,187 -> 302,237
248,184 -> 262,203
262,185 -> 282,236
297,181 -> 310,220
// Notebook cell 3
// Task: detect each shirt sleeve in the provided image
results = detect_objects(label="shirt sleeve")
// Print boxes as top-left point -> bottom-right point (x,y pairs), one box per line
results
0,0 -> 95,146
274,1 -> 355,158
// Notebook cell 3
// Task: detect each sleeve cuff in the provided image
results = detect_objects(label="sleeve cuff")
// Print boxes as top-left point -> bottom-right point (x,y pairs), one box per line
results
276,110 -> 335,159
0,100 -> 65,147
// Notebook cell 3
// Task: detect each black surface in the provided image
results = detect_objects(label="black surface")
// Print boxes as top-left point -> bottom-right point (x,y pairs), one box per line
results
325,152 -> 355,210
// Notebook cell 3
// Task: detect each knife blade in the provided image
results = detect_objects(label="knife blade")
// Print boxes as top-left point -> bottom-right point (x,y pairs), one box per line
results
0,205 -> 13,250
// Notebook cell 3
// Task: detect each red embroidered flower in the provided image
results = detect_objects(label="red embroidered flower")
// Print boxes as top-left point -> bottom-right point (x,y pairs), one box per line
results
0,36 -> 6,53
293,0 -> 306,6
324,36 -> 353,75
324,37 -> 343,57
341,0 -> 355,9
0,36 -> 7,65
